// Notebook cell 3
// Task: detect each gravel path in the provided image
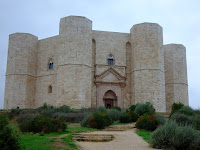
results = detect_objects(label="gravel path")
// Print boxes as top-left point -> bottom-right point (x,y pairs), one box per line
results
76,128 -> 156,150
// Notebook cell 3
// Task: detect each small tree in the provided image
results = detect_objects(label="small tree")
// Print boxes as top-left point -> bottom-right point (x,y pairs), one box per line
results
0,114 -> 20,150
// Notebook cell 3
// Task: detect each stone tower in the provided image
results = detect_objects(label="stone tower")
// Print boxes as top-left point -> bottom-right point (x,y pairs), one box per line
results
4,33 -> 38,108
130,23 -> 166,112
164,44 -> 189,112
57,16 -> 93,108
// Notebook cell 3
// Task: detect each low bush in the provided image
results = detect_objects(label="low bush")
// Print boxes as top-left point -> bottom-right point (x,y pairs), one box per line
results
135,114 -> 158,131
119,113 -> 132,123
84,107 -> 107,113
177,106 -> 195,116
112,106 -> 121,111
87,112 -> 112,129
129,111 -> 139,122
19,109 -> 37,115
97,107 -> 107,113
151,120 -> 200,150
129,105 -> 136,111
171,126 -> 200,150
38,108 -> 58,118
195,118 -> 200,130
16,113 -> 40,123
102,113 -> 112,126
10,108 -> 22,117
107,109 -> 122,121
135,102 -> 155,116
0,114 -> 20,150
155,114 -> 167,125
151,120 -> 178,149
65,113 -> 85,123
18,115 -> 66,133
89,112 -> 106,129
80,113 -> 92,127
170,112 -> 194,126
53,112 -> 85,123
170,102 -> 184,117
57,105 -> 70,113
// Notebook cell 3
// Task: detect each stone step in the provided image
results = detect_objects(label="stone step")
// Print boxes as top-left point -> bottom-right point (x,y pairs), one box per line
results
103,125 -> 134,131
73,134 -> 114,142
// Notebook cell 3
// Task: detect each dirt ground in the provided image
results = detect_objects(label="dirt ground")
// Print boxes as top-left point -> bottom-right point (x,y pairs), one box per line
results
76,128 -> 156,150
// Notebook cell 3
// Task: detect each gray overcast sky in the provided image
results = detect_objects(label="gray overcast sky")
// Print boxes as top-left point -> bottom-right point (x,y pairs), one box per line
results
0,0 -> 200,109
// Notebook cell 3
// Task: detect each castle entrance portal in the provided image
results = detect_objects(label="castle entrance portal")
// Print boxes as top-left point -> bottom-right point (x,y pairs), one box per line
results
103,90 -> 117,109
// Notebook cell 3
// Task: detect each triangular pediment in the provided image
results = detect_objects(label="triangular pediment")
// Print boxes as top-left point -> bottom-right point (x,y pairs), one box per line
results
95,67 -> 126,84
102,72 -> 120,82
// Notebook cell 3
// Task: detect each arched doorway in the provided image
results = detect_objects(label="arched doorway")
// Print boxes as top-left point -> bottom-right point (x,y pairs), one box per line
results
103,90 -> 117,109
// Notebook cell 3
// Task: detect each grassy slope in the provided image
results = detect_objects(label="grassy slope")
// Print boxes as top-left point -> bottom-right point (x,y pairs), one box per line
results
10,122 -> 98,150
136,130 -> 152,143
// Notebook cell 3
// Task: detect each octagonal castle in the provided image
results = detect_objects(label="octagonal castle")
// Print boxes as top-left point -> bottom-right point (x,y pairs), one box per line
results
4,15 -> 189,112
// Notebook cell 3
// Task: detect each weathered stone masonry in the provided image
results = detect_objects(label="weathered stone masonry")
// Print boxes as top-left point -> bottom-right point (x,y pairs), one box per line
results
4,15 -> 189,112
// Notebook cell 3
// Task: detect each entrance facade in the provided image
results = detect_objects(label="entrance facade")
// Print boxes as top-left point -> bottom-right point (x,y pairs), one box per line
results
103,90 -> 117,109
95,68 -> 126,108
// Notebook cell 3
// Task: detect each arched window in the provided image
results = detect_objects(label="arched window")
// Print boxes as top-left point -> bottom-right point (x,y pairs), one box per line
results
49,59 -> 53,69
48,85 -> 52,93
107,53 -> 114,65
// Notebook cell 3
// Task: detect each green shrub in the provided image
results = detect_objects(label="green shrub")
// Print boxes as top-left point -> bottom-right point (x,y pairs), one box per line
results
97,106 -> 107,112
135,114 -> 158,131
170,112 -> 194,126
170,102 -> 184,117
112,106 -> 121,111
151,120 -> 178,149
129,105 -> 136,111
89,112 -> 106,129
16,113 -> 40,123
155,114 -> 167,125
177,106 -> 195,116
195,119 -> 200,130
66,113 -> 85,123
107,109 -> 122,121
38,108 -> 58,118
53,112 -> 84,123
102,113 -> 112,126
57,105 -> 70,113
80,113 -> 92,127
10,108 -> 22,117
171,126 -> 200,150
0,114 -> 20,150
119,113 -> 132,123
20,109 -> 37,115
151,120 -> 200,150
87,107 -> 98,113
135,102 -> 155,116
18,115 -> 66,133
129,111 -> 139,122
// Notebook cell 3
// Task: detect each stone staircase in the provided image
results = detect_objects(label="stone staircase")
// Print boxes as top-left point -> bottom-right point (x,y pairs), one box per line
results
103,124 -> 134,131
73,123 -> 135,142
73,133 -> 114,142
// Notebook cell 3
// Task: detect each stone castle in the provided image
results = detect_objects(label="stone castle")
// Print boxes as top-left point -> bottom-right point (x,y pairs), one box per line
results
4,15 -> 189,112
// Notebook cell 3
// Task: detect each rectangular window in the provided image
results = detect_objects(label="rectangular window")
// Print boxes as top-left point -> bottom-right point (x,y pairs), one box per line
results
108,59 -> 114,65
